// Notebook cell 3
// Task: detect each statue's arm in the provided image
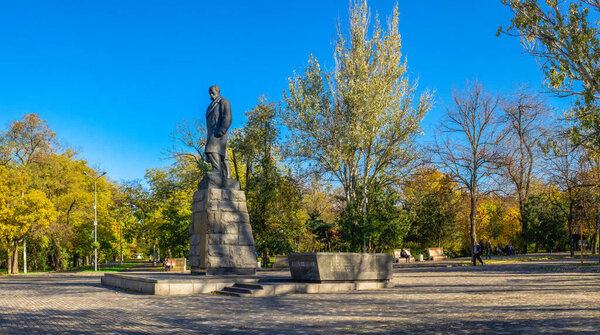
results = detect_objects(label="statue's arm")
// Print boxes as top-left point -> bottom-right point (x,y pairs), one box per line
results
217,99 -> 232,137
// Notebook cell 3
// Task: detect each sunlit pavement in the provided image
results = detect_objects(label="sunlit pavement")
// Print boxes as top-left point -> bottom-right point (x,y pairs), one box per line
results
0,258 -> 598,334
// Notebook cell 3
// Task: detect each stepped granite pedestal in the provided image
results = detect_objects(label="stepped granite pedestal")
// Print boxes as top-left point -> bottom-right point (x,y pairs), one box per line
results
189,172 -> 257,275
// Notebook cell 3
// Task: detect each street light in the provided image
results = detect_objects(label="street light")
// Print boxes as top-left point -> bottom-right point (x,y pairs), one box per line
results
84,170 -> 106,272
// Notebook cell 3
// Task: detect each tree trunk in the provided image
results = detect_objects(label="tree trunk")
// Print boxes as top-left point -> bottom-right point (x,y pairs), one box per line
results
52,239 -> 62,271
568,202 -> 575,256
11,241 -> 19,274
519,199 -> 528,254
23,238 -> 27,274
72,253 -> 79,268
469,191 -> 477,258
6,249 -> 12,275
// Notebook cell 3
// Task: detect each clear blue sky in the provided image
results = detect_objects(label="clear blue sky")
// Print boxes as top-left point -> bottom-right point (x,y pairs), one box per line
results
0,1 -> 569,183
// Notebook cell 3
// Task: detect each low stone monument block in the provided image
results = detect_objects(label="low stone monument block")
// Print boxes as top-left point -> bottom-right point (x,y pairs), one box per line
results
289,252 -> 392,282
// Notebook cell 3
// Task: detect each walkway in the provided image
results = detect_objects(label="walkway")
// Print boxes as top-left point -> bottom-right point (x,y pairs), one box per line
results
0,258 -> 598,334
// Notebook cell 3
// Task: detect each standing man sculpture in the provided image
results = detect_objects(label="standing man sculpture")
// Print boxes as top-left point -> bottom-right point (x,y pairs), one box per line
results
205,85 -> 232,177
190,85 -> 257,275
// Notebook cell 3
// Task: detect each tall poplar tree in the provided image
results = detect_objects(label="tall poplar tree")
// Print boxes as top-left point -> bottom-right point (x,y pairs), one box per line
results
282,1 -> 431,245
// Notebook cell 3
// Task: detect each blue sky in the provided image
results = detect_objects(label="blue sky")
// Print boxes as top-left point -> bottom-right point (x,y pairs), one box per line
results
0,1 -> 570,183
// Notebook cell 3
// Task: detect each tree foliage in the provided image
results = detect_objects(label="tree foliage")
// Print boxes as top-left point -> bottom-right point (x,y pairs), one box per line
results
282,1 -> 431,209
403,168 -> 460,252
500,0 -> 600,148
232,100 -> 311,258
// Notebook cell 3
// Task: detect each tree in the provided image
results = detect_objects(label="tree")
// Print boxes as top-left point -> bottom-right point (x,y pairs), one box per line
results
232,99 -> 311,259
302,176 -> 344,251
431,81 -> 501,258
121,181 -> 157,259
165,117 -> 208,171
282,1 -> 431,210
575,150 -> 600,253
0,113 -> 55,166
145,159 -> 197,259
499,0 -> 600,148
343,182 -> 411,252
403,168 -> 461,252
476,196 -> 521,250
542,128 -> 586,255
524,192 -> 569,252
0,166 -> 56,274
0,114 -> 56,273
498,87 -> 550,252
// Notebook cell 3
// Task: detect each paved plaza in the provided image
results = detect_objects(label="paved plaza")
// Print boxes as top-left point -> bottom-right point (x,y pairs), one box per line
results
0,258 -> 598,334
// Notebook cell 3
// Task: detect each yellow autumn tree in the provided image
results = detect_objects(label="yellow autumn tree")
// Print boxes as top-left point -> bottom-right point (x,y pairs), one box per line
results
0,166 -> 56,274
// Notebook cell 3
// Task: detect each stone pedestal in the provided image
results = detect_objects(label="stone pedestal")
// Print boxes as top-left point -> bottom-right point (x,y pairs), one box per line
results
189,172 -> 257,275
289,252 -> 392,282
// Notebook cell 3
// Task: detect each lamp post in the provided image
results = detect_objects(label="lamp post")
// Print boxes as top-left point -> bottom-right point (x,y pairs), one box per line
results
84,170 -> 106,272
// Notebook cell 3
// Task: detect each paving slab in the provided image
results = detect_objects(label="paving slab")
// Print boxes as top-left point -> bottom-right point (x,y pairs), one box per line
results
0,258 -> 598,334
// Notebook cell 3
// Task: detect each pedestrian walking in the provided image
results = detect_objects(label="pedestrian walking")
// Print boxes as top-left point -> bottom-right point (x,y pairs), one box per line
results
473,241 -> 484,266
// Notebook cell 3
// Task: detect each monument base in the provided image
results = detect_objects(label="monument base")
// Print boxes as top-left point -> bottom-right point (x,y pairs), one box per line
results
189,172 -> 258,276
206,267 -> 256,276
289,252 -> 392,282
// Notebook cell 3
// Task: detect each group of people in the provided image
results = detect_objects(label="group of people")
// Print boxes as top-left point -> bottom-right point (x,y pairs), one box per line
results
473,241 -> 518,265
494,244 -> 515,256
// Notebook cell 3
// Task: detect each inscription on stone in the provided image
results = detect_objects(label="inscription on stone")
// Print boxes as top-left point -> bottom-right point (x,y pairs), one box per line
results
289,252 -> 392,282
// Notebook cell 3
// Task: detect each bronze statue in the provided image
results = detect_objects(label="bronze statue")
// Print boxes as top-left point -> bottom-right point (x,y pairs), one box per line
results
205,85 -> 232,177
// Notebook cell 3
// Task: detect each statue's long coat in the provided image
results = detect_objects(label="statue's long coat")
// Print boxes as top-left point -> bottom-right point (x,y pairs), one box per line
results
205,97 -> 232,156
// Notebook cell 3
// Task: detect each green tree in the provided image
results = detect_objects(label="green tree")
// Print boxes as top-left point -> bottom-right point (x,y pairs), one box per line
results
232,99 -> 311,260
338,182 -> 411,252
500,0 -> 600,148
145,159 -> 198,258
0,166 -> 56,274
282,1 -> 431,249
302,177 -> 343,251
403,168 -> 461,253
0,114 -> 57,273
542,128 -> 586,255
524,192 -> 569,252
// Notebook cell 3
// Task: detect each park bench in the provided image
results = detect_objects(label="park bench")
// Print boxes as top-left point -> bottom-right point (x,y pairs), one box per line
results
393,249 -> 415,263
273,255 -> 289,268
427,247 -> 448,261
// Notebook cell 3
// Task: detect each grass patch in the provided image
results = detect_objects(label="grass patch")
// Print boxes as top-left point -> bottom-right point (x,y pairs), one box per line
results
80,262 -> 140,273
482,255 -> 571,263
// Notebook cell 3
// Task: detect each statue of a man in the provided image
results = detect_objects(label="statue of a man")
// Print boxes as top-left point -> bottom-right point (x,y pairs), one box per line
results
205,85 -> 232,177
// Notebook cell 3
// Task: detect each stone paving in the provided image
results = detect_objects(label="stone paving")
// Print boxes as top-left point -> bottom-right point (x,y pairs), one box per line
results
0,258 -> 598,334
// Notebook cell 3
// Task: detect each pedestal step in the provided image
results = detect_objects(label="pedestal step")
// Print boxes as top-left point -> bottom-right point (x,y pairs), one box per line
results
216,283 -> 264,297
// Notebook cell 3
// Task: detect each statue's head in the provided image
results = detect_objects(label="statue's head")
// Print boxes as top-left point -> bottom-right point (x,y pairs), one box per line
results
209,85 -> 221,101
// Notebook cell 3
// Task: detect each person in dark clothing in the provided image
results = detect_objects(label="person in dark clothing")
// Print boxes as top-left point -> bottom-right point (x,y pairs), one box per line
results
473,241 -> 484,266
400,248 -> 410,263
